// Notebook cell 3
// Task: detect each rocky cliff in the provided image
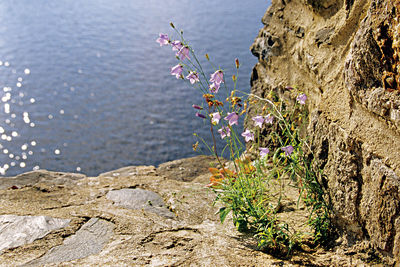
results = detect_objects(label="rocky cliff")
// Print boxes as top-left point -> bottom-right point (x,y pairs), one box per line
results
249,0 -> 400,263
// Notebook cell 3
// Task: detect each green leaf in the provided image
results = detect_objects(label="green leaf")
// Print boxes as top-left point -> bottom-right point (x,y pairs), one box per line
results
218,207 -> 231,223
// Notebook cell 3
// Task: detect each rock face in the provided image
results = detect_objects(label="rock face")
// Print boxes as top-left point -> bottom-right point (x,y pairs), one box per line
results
0,156 -> 373,266
249,0 -> 400,263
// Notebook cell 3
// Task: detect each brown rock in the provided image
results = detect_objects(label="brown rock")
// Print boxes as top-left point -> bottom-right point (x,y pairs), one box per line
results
248,0 -> 400,264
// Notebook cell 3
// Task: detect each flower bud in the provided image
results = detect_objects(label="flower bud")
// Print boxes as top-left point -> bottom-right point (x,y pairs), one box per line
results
192,104 -> 203,110
170,22 -> 175,28
205,54 -> 210,61
235,58 -> 239,69
232,75 -> 236,81
195,112 -> 206,119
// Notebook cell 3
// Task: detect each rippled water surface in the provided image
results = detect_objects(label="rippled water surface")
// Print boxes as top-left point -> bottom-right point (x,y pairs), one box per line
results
0,0 -> 269,176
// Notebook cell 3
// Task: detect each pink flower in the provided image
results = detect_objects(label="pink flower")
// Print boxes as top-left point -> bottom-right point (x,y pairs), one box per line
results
265,114 -> 274,124
282,145 -> 294,156
170,64 -> 183,79
218,126 -> 231,139
224,112 -> 239,126
296,93 -> 307,105
211,112 -> 221,125
209,82 -> 220,93
252,115 -> 264,128
241,129 -> 254,142
177,46 -> 190,60
156,33 -> 169,46
186,72 -> 199,84
259,147 -> 270,158
171,40 -> 183,51
210,70 -> 224,85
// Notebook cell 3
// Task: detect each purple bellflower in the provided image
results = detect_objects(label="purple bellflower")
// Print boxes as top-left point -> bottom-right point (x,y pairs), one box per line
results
177,46 -> 190,60
265,114 -> 274,124
218,126 -> 231,139
171,40 -> 183,51
209,82 -> 221,93
241,129 -> 254,142
252,115 -> 265,128
296,93 -> 307,105
224,112 -> 239,126
186,72 -> 200,84
259,147 -> 270,158
156,33 -> 169,46
210,70 -> 224,85
211,112 -> 221,125
170,64 -> 183,79
282,145 -> 294,156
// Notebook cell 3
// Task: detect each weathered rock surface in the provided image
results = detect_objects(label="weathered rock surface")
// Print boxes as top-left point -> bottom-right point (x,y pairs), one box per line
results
27,218 -> 114,266
249,0 -> 400,264
0,215 -> 70,253
106,188 -> 175,219
0,156 -> 373,266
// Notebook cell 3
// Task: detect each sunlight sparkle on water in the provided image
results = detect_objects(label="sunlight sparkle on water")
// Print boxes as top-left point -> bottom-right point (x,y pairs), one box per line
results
0,62 -> 40,176
4,103 -> 10,113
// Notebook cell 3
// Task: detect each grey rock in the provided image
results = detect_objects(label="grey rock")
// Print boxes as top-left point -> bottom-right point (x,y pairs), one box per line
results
27,218 -> 113,265
106,188 -> 175,219
0,215 -> 70,252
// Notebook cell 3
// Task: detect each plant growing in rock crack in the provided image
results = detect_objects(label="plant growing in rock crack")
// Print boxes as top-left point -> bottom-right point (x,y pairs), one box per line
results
157,24 -> 333,256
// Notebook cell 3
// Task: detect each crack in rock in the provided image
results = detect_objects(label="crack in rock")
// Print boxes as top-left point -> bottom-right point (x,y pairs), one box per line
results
26,218 -> 114,266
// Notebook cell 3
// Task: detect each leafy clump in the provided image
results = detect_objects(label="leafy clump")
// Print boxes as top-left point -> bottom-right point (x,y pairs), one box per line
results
157,24 -> 333,256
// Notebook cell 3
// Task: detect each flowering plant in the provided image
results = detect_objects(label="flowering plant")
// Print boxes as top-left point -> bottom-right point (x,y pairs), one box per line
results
157,24 -> 331,255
